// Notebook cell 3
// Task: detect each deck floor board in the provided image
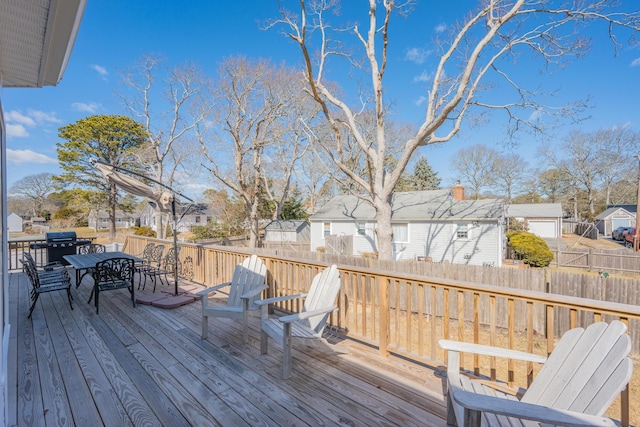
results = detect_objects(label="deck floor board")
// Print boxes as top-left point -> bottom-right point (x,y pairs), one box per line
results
9,271 -> 447,426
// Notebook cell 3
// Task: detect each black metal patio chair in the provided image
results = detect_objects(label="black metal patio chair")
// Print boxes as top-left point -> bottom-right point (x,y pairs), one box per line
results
89,257 -> 135,314
20,255 -> 73,318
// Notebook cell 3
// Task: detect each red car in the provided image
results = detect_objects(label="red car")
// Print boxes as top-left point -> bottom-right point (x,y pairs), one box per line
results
623,228 -> 637,248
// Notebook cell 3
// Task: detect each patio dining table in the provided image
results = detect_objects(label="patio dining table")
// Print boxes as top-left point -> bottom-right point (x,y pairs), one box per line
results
64,251 -> 142,288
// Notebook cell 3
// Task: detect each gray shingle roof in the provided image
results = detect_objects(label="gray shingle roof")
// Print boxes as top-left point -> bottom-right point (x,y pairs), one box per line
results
311,190 -> 504,221
264,220 -> 309,231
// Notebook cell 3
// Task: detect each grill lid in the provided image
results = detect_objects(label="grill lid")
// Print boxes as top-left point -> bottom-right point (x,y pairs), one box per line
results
46,231 -> 77,242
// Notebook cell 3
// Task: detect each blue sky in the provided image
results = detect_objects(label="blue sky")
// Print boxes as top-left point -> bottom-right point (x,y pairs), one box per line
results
2,1 -> 639,198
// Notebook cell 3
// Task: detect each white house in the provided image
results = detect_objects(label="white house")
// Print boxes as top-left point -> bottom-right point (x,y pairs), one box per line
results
138,202 -> 216,233
506,203 -> 563,238
264,220 -> 310,242
88,209 -> 137,230
7,213 -> 23,233
309,186 -> 505,266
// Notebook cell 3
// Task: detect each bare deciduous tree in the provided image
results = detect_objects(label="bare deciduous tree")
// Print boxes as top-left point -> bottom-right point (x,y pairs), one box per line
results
492,152 -> 529,202
452,144 -> 498,199
119,54 -> 211,237
272,0 -> 639,260
198,57 -> 308,247
9,173 -> 57,217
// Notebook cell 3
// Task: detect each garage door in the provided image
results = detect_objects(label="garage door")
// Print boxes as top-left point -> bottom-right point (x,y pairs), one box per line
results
528,220 -> 557,238
611,217 -> 631,229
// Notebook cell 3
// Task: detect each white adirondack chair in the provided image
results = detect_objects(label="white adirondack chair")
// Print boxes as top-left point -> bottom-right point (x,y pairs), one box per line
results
196,255 -> 267,344
257,264 -> 341,379
439,321 -> 633,427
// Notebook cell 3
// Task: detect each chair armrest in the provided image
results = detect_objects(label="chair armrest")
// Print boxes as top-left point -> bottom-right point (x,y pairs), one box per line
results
279,306 -> 338,324
240,285 -> 268,300
439,340 -> 547,364
42,261 -> 65,271
195,281 -> 232,297
254,293 -> 307,306
452,389 -> 616,427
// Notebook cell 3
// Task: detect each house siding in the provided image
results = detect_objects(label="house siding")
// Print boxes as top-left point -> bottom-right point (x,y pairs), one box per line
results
311,219 -> 502,266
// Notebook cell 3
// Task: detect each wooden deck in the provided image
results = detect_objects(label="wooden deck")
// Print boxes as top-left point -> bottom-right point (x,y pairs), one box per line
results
7,270 -> 448,426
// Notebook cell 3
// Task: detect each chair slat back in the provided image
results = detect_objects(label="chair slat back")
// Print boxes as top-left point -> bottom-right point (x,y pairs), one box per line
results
78,244 -> 106,254
20,259 -> 41,289
148,244 -> 165,266
301,265 -> 341,333
227,255 -> 267,309
95,257 -> 135,285
522,320 -> 632,416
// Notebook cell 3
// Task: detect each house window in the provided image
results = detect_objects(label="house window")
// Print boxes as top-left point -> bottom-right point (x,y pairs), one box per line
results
356,222 -> 366,236
206,216 -> 212,223
456,224 -> 469,239
392,223 -> 409,243
323,222 -> 331,238
195,216 -> 201,223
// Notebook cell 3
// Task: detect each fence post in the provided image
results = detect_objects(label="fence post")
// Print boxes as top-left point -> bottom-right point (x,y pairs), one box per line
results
379,276 -> 390,358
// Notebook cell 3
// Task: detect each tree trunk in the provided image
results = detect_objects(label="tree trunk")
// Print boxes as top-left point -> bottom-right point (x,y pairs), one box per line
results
374,197 -> 394,261
248,197 -> 260,248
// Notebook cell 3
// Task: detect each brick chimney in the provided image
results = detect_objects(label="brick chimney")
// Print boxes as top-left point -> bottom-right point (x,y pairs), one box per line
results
451,182 -> 464,201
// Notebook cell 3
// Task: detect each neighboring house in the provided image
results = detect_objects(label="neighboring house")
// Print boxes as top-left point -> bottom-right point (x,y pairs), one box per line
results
506,203 -> 563,238
264,220 -> 310,242
7,212 -> 23,233
309,186 -> 505,267
595,207 -> 636,237
139,202 -> 216,233
88,209 -> 137,230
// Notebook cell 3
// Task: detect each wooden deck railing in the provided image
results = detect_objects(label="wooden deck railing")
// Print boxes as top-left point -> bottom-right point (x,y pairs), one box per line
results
124,235 -> 640,425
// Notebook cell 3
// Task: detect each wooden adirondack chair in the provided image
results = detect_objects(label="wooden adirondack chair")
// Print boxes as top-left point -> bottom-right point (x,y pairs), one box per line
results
196,255 -> 267,344
439,321 -> 633,427
257,264 -> 341,379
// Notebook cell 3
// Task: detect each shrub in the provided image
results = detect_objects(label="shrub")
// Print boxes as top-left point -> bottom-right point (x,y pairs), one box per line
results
507,231 -> 553,267
134,226 -> 156,238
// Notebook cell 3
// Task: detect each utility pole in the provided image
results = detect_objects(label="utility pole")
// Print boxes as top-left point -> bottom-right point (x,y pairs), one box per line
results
635,155 -> 640,252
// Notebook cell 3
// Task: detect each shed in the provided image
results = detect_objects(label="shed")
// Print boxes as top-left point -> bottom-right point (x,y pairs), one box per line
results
595,207 -> 636,237
506,203 -> 563,238
264,220 -> 310,242
7,213 -> 23,233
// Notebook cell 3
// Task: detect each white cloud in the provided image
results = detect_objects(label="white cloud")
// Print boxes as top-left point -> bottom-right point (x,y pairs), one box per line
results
435,23 -> 447,33
28,109 -> 61,124
5,111 -> 35,126
7,149 -> 57,164
72,102 -> 101,114
4,109 -> 62,139
413,70 -> 434,83
404,47 -> 430,64
6,123 -> 29,138
91,64 -> 108,76
415,96 -> 427,106
528,109 -> 542,122
631,57 -> 640,67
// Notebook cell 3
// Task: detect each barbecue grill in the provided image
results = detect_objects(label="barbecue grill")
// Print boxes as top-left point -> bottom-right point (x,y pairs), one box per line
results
30,232 -> 92,265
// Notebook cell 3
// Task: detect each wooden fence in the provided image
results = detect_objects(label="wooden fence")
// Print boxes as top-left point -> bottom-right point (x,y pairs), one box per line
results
550,247 -> 640,275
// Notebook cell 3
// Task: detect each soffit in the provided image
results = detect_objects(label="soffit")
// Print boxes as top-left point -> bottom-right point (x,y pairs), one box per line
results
0,0 -> 86,88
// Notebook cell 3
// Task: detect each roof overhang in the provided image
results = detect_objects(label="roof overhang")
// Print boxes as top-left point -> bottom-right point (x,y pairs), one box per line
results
0,0 -> 86,88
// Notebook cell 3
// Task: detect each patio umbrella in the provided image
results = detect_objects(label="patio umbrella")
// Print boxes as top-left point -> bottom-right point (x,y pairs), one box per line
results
91,159 -> 193,296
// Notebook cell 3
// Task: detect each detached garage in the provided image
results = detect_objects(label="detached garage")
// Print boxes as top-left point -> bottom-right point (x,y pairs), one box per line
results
506,203 -> 563,238
595,207 -> 636,237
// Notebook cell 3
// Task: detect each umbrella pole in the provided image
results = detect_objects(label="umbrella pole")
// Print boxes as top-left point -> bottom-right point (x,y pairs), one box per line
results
172,197 -> 179,296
